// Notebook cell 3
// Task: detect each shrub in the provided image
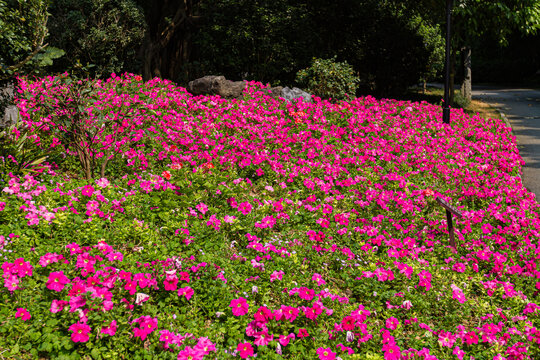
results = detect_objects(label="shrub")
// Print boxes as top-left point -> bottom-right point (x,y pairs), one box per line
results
295,57 -> 359,100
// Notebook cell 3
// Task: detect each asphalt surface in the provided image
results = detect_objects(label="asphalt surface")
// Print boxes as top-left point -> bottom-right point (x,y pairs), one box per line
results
472,86 -> 540,201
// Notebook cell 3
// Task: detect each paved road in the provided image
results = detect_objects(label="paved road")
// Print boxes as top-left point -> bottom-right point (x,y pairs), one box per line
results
472,86 -> 540,201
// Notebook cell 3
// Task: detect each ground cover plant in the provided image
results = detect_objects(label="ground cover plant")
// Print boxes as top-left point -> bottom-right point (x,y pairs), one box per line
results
0,73 -> 539,360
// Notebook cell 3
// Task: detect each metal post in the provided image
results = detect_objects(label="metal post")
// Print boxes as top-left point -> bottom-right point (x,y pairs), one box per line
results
436,197 -> 462,252
446,209 -> 456,250
443,0 -> 453,124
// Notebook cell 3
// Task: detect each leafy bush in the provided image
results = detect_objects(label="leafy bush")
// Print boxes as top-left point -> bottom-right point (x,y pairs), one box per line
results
47,0 -> 146,78
0,0 -> 64,81
296,57 -> 359,100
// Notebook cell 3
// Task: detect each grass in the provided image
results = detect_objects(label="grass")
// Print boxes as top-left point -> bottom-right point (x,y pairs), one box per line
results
399,86 -> 502,121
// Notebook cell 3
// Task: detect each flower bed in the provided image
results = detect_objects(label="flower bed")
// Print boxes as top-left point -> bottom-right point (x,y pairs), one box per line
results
0,74 -> 538,359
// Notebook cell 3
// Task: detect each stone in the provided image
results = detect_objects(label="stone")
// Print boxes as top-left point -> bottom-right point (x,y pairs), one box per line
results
187,75 -> 246,99
1,84 -> 18,128
267,86 -> 283,99
281,86 -> 312,103
2,105 -> 19,128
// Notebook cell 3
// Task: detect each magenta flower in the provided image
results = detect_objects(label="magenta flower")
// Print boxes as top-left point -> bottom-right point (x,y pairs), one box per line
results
106,251 -> 123,262
238,201 -> 253,215
312,273 -> 326,286
178,286 -> 194,300
451,284 -> 467,304
385,317 -> 399,330
341,316 -> 356,331
195,202 -> 208,215
69,295 -> 86,312
15,307 -> 31,321
270,270 -> 284,282
39,252 -> 61,267
133,315 -> 158,340
438,331 -> 456,347
50,299 -> 68,313
95,177 -> 110,188
195,337 -> 216,354
46,271 -> 69,292
253,333 -> 273,346
223,215 -> 237,223
453,346 -> 465,360
177,346 -> 204,360
382,343 -> 401,360
4,275 -> 19,291
417,270 -> 432,291
282,306 -> 299,322
69,322 -> 91,342
316,347 -> 336,360
101,320 -> 117,336
236,342 -> 254,359
230,297 -> 249,316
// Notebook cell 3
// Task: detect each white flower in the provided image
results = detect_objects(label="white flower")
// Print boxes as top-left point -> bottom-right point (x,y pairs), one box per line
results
135,292 -> 150,305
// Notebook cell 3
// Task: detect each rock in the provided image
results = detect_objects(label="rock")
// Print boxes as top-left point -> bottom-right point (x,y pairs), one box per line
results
281,86 -> 312,103
187,75 -> 246,99
1,84 -> 18,128
267,86 -> 283,99
2,105 -> 19,128
186,76 -> 312,103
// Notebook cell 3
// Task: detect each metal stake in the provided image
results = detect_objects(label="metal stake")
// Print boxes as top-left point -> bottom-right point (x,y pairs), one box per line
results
436,197 -> 462,251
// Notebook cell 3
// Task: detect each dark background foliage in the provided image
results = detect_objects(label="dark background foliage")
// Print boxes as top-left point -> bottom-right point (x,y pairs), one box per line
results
1,0 -> 539,99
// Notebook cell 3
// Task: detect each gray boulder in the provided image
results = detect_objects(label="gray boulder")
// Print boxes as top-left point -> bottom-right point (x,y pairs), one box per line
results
1,84 -> 18,128
281,86 -> 312,103
187,75 -> 246,99
2,105 -> 19,128
267,86 -> 283,99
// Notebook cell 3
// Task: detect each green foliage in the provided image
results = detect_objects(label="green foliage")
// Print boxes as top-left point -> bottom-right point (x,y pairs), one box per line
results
0,0 -> 63,80
295,56 -> 359,100
47,0 -> 146,78
0,118 -> 51,178
191,0 -> 444,97
344,2 -> 443,96
192,0 -> 312,85
411,16 -> 444,84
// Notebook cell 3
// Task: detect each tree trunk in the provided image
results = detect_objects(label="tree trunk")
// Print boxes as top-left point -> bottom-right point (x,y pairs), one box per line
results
460,46 -> 472,103
140,0 -> 201,82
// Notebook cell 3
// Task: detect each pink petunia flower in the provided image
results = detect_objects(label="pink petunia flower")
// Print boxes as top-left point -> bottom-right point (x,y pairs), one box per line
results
230,297 -> 249,316
196,202 -> 208,215
237,342 -> 254,359
50,299 -> 68,313
386,317 -> 399,330
382,342 -> 401,360
316,347 -> 337,360
238,202 -> 253,215
101,320 -> 117,336
69,322 -> 91,342
177,346 -> 204,360
46,271 -> 70,292
178,286 -> 194,300
15,308 -> 31,321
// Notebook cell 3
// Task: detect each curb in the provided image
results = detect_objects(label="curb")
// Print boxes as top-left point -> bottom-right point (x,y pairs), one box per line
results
492,107 -> 524,183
